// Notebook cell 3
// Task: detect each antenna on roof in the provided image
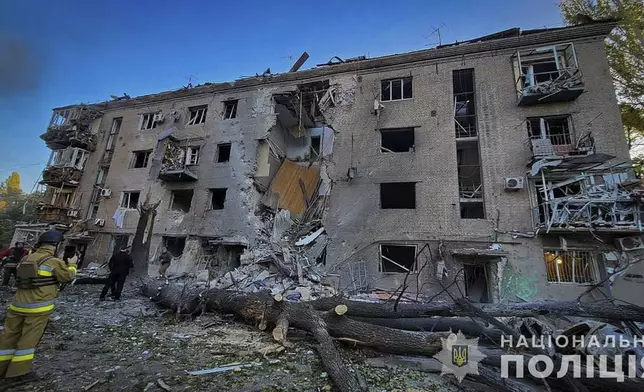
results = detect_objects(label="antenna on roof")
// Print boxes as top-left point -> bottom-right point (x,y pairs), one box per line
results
424,23 -> 447,47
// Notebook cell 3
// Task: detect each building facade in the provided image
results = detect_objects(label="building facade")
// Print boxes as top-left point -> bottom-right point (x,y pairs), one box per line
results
21,21 -> 644,304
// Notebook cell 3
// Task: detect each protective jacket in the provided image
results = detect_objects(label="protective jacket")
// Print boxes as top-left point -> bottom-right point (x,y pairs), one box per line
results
11,244 -> 76,315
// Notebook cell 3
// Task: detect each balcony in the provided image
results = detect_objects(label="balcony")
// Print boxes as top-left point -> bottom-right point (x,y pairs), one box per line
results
40,147 -> 89,187
158,138 -> 198,182
40,106 -> 101,151
530,152 -> 641,233
37,205 -> 78,225
512,43 -> 584,106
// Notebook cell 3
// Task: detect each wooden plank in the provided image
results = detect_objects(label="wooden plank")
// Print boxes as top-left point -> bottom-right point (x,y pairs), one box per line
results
261,160 -> 319,215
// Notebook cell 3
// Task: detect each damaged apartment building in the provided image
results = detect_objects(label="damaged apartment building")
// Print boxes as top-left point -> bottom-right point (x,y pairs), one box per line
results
18,20 -> 644,306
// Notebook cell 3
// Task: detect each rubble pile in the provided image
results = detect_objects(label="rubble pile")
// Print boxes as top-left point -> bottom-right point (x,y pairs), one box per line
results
208,209 -> 337,301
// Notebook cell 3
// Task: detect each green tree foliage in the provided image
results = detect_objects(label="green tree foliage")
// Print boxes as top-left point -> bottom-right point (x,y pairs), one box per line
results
0,172 -> 43,247
560,1 -> 644,174
560,0 -> 644,106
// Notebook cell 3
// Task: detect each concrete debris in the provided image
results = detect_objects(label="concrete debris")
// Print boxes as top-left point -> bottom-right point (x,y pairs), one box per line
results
295,227 -> 325,246
271,209 -> 293,242
186,363 -> 255,376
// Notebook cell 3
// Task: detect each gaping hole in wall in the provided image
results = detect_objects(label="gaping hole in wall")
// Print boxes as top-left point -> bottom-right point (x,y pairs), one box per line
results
131,150 -> 152,168
298,80 -> 330,119
381,128 -> 415,153
217,143 -> 231,163
460,202 -> 484,219
210,188 -> 227,210
202,242 -> 245,277
380,244 -> 417,273
170,189 -> 194,212
310,135 -> 321,157
163,236 -> 186,257
544,250 -> 596,284
223,100 -> 238,120
380,182 -> 416,209
463,263 -> 490,303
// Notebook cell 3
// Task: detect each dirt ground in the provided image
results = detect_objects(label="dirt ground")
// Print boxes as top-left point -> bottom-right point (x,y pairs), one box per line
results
0,282 -> 463,392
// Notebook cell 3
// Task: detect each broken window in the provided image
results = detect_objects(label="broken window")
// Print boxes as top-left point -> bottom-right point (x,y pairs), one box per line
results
185,147 -> 200,165
106,118 -> 122,151
170,189 -> 194,212
96,167 -> 108,185
461,202 -> 485,219
131,150 -> 152,168
187,105 -> 208,125
140,113 -> 159,130
463,264 -> 490,303
87,203 -> 99,220
380,244 -> 417,273
381,128 -> 415,153
527,116 -> 572,153
217,143 -> 231,163
457,142 -> 483,200
163,236 -> 186,257
209,188 -> 227,210
51,189 -> 73,207
223,100 -> 238,120
381,77 -> 412,101
310,135 -> 321,157
121,191 -> 140,209
453,69 -> 476,138
544,250 -> 596,284
380,182 -> 416,209
50,109 -> 73,127
512,43 -> 583,104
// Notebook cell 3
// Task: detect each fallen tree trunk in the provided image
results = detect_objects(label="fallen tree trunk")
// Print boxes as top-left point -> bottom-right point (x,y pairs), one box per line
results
310,297 -> 644,322
141,280 -> 644,392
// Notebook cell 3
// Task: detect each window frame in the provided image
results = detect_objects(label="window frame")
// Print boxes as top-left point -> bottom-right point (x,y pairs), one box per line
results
379,244 -> 418,273
131,150 -> 152,169
140,113 -> 159,131
185,146 -> 200,165
106,118 -> 122,151
223,100 -> 238,120
543,249 -> 597,285
120,191 -> 141,209
380,77 -> 413,102
379,182 -> 417,209
216,143 -> 232,163
209,188 -> 228,210
186,105 -> 208,126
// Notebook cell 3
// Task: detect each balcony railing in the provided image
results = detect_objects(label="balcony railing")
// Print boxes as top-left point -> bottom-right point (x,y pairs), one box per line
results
512,43 -> 584,106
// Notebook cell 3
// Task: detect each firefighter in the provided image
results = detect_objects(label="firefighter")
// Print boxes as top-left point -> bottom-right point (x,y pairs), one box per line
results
1,242 -> 30,286
0,230 -> 77,381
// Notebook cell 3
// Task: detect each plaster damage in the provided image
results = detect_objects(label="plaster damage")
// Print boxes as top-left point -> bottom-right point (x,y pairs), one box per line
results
19,21 -> 644,307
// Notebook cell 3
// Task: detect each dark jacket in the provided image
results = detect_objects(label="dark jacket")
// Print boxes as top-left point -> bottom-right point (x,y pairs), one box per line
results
108,252 -> 134,276
159,252 -> 172,265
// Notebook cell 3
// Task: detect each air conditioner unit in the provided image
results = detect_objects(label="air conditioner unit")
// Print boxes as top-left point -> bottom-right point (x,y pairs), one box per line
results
616,236 -> 644,252
504,177 -> 524,191
66,210 -> 78,217
94,218 -> 105,227
100,188 -> 112,197
153,113 -> 165,123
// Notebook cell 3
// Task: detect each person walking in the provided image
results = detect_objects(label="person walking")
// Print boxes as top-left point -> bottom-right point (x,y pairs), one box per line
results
0,230 -> 77,382
1,242 -> 30,286
158,250 -> 172,278
99,247 -> 133,301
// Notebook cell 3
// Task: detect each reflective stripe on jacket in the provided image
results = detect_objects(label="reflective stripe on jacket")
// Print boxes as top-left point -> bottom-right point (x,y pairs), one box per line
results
11,245 -> 75,315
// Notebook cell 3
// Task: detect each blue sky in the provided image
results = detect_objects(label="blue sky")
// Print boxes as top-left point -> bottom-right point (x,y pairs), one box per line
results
0,0 -> 564,190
